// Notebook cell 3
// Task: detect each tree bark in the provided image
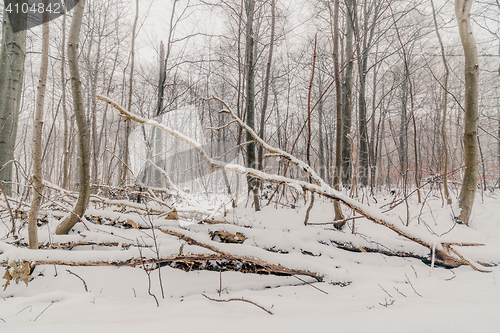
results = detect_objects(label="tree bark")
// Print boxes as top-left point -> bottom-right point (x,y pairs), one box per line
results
56,0 -> 90,235
456,0 -> 479,225
0,8 -> 27,196
431,0 -> 452,205
357,0 -> 379,187
341,0 -> 355,187
244,0 -> 260,210
332,0 -> 345,222
90,9 -> 107,188
28,4 -> 50,249
257,0 -> 275,174
153,41 -> 166,187
317,77 -> 325,180
61,9 -> 70,190
121,0 -> 139,186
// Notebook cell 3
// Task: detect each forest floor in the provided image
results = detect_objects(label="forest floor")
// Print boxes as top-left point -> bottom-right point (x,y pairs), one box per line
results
0,189 -> 499,332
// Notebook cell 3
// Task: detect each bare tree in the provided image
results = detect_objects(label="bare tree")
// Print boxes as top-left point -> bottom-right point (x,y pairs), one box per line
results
431,0 -> 452,205
122,0 -> 140,185
56,0 -> 91,235
257,0 -> 275,175
341,0 -> 355,187
456,0 -> 479,225
27,2 -> 50,249
61,8 -> 70,190
356,0 -> 381,187
330,0 -> 345,222
0,8 -> 27,196
244,0 -> 260,210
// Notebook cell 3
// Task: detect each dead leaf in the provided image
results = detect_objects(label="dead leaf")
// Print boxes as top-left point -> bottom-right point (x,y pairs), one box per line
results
3,261 -> 31,290
123,219 -> 140,229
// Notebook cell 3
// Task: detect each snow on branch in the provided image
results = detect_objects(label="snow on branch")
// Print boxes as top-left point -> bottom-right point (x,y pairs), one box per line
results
96,94 -> 485,269
203,96 -> 327,187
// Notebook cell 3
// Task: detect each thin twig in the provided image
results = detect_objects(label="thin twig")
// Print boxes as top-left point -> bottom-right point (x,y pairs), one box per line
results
139,247 -> 159,307
292,275 -> 328,295
405,273 -> 422,297
201,293 -> 273,315
33,301 -> 54,322
66,269 -> 88,292
218,270 -> 222,297
393,286 -> 406,297
378,283 -> 393,298
378,298 -> 395,307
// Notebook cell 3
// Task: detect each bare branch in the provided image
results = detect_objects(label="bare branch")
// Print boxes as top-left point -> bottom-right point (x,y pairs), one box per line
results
201,293 -> 273,315
96,95 -> 466,269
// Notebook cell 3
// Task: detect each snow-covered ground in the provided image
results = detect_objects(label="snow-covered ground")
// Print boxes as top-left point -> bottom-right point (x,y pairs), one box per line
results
1,191 -> 499,332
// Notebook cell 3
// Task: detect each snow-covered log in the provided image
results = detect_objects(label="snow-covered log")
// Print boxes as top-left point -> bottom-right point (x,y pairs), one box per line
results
96,95 -> 488,270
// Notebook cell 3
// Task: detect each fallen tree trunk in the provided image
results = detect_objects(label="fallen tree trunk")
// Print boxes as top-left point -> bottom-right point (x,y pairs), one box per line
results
96,95 -> 488,270
0,253 -> 322,281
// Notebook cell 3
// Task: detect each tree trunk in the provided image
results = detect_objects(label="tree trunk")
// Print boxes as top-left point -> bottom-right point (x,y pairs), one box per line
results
56,0 -> 91,235
90,18 -> 105,188
256,0 -> 275,205
257,0 -> 275,173
153,41 -> 166,187
244,0 -> 260,211
28,5 -> 50,249
122,0 -> 139,185
61,9 -> 70,190
341,0 -> 355,187
318,77 -> 325,180
357,1 -> 380,188
431,0 -> 452,205
456,0 -> 479,225
369,54 -> 380,194
0,8 -> 27,196
332,0 -> 345,222
399,71 -> 408,175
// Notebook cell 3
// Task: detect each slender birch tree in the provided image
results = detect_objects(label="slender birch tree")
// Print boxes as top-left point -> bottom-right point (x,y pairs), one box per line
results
56,0 -> 91,235
456,0 -> 479,225
28,2 -> 50,249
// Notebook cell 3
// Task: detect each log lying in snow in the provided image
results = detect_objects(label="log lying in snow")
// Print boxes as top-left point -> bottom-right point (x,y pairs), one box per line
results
96,95 -> 489,270
0,253 -> 322,282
